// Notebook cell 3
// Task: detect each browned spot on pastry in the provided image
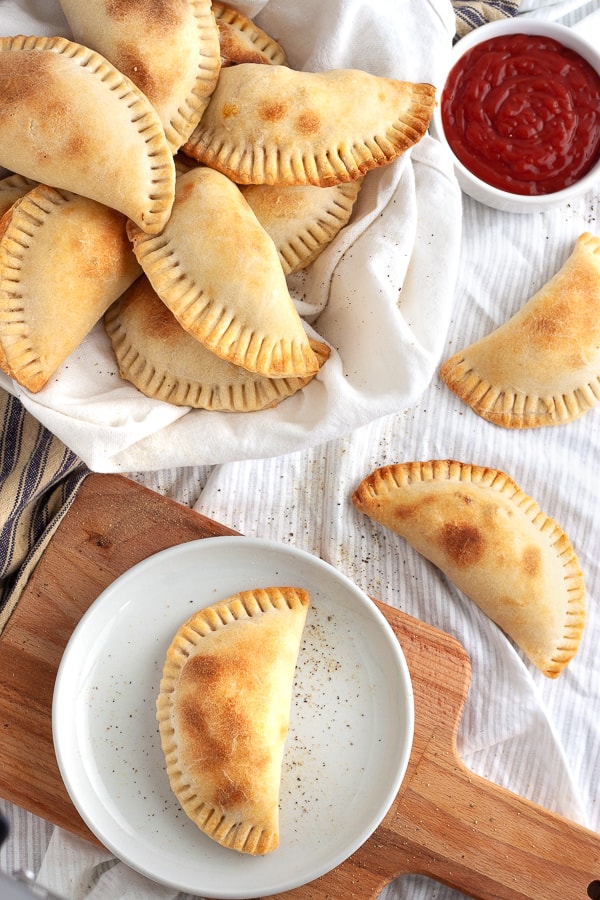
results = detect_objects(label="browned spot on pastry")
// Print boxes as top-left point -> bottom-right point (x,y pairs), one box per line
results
216,780 -> 248,808
440,522 -> 485,567
106,0 -> 184,28
296,109 -> 321,136
113,45 -> 157,103
258,100 -> 287,123
0,53 -> 50,108
222,101 -> 240,119
522,544 -> 542,579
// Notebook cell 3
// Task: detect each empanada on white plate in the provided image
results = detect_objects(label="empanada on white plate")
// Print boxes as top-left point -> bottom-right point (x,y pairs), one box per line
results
156,586 -> 310,855
353,460 -> 586,678
212,1 -> 287,67
182,64 -> 435,186
58,0 -> 221,153
105,275 -> 330,410
0,34 -> 175,233
241,179 -> 362,275
0,183 -> 141,392
440,232 -> 600,429
127,166 -> 319,379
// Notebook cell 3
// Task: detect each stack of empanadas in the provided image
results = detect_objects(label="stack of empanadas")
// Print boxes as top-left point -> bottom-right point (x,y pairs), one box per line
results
0,1 -> 435,404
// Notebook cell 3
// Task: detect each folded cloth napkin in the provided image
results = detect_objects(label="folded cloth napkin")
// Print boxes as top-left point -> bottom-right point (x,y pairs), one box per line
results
453,0 -> 521,37
0,0 -> 463,472
0,389 -> 88,632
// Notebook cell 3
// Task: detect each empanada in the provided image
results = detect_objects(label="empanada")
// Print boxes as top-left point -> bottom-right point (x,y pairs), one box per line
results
212,1 -> 287,67
440,232 -> 600,429
105,275 -> 330,410
0,35 -> 175,233
58,0 -> 221,153
0,183 -> 141,392
352,460 -> 586,677
127,166 -> 319,379
241,179 -> 362,275
156,586 -> 310,855
182,64 -> 436,186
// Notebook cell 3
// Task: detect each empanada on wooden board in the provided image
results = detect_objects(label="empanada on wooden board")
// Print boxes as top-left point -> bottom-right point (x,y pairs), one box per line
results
352,460 -> 585,678
241,179 -> 362,275
127,166 -> 319,379
182,63 -> 435,186
0,34 -> 175,233
440,232 -> 600,429
105,275 -> 330,411
156,586 -> 310,855
0,183 -> 141,392
212,1 -> 287,67
58,0 -> 221,153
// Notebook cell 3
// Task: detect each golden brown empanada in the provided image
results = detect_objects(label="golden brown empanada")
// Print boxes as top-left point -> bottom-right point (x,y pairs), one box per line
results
127,166 -> 319,379
182,64 -> 435,186
352,460 -> 586,678
105,275 -> 330,410
58,0 -> 221,153
0,35 -> 175,233
212,1 -> 287,67
440,232 -> 600,429
241,179 -> 362,275
0,183 -> 141,392
156,586 -> 310,855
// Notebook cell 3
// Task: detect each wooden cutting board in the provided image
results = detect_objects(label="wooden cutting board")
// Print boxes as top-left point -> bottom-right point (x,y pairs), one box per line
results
0,473 -> 598,900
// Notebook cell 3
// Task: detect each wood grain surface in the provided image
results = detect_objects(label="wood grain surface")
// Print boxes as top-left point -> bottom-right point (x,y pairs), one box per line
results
0,473 -> 598,900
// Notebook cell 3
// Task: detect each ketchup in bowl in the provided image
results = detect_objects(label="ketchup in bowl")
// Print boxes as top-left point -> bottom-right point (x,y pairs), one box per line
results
441,33 -> 600,196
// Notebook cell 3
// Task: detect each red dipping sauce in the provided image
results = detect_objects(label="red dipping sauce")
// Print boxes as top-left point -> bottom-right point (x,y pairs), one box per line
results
441,33 -> 600,196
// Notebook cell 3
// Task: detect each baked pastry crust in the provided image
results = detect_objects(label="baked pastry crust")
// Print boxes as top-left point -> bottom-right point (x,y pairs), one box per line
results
440,232 -> 600,428
58,0 -> 221,152
0,173 -> 38,218
105,275 -> 330,410
0,183 -> 141,392
127,166 -> 319,379
156,586 -> 310,854
182,64 -> 436,186
212,1 -> 287,67
353,460 -> 586,678
0,34 -> 175,233
241,179 -> 362,275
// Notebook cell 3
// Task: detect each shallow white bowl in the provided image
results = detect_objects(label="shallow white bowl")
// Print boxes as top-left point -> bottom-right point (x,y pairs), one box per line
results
430,17 -> 600,213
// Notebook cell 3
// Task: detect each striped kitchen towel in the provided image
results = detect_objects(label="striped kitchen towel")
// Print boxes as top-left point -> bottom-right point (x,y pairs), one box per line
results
454,0 -> 521,38
0,389 -> 89,632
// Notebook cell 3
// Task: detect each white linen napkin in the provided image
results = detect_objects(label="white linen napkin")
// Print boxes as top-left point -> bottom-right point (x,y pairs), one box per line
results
0,0 -> 462,472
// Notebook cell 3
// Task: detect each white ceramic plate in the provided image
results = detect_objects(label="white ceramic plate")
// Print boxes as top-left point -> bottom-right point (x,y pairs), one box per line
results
52,537 -> 414,898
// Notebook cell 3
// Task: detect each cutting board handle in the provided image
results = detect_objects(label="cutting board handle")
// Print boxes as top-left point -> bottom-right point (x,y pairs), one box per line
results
383,741 -> 600,900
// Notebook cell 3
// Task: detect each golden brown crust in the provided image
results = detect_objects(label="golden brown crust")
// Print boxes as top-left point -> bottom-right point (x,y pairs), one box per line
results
0,183 -> 141,392
156,586 -> 310,854
127,166 -> 319,379
58,0 -> 221,152
440,232 -> 600,429
182,64 -> 435,186
241,179 -> 362,275
352,460 -> 586,677
104,275 -> 330,410
212,1 -> 287,67
0,34 -> 175,233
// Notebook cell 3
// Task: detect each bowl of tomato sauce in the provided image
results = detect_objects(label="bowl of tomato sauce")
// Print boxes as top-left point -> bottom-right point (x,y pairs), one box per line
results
430,17 -> 600,212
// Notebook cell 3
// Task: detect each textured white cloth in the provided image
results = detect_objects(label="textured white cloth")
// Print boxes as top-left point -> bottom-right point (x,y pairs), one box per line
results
1,2 -> 599,900
0,0 -> 461,472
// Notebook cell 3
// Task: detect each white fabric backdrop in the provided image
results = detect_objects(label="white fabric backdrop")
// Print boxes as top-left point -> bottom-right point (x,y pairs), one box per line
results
1,1 -> 599,899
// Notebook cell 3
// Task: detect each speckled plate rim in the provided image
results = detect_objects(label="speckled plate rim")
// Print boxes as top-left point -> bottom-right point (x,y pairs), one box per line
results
52,536 -> 414,898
